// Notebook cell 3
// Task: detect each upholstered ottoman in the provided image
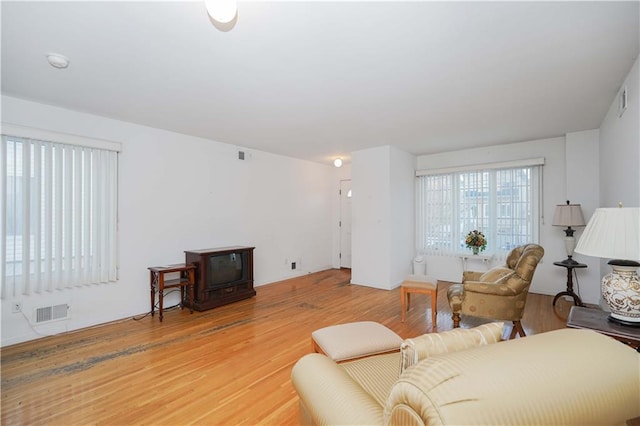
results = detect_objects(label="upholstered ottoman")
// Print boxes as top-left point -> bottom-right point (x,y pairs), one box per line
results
311,321 -> 403,362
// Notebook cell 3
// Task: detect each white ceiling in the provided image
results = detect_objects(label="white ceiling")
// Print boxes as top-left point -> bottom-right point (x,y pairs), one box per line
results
2,1 -> 638,165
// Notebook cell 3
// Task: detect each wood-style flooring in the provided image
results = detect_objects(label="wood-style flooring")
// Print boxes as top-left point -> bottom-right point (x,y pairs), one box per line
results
1,268 -> 576,425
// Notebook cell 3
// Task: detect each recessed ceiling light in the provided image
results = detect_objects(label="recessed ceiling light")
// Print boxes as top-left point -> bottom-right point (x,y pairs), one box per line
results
46,53 -> 69,69
333,158 -> 343,168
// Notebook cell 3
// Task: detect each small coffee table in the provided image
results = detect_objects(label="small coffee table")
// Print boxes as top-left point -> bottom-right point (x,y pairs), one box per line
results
567,306 -> 640,351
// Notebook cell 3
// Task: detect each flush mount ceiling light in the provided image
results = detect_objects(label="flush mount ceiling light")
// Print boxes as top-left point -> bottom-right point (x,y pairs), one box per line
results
205,0 -> 237,24
333,158 -> 343,168
46,53 -> 69,69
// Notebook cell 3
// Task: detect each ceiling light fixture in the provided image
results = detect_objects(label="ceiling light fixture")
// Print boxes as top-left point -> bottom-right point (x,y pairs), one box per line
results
46,53 -> 69,69
205,0 -> 237,24
333,158 -> 343,168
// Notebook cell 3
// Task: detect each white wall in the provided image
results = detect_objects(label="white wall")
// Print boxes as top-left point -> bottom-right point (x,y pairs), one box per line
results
565,129 -> 601,304
599,57 -> 640,208
566,130 -> 600,215
1,95 -> 336,346
389,147 -> 416,287
350,145 -> 415,290
591,57 -> 640,306
415,136 -> 605,302
351,146 -> 392,289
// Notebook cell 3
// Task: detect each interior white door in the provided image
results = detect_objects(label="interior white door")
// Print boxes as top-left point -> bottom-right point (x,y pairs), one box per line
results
339,180 -> 352,268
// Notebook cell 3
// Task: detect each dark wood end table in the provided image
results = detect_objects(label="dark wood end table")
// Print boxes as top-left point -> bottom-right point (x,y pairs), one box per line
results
149,263 -> 196,322
567,306 -> 640,351
553,259 -> 587,307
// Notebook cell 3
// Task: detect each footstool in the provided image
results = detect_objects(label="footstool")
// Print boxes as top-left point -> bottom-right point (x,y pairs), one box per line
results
311,321 -> 403,362
401,275 -> 438,325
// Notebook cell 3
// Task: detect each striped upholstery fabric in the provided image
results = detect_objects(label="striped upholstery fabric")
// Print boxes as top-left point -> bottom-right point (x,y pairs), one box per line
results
291,353 -> 383,425
384,329 -> 640,425
339,352 -> 401,407
400,322 -> 504,372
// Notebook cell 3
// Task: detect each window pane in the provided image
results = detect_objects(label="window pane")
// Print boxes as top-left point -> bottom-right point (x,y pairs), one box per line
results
458,170 -> 489,250
417,174 -> 453,253
416,166 -> 538,256
2,135 -> 118,297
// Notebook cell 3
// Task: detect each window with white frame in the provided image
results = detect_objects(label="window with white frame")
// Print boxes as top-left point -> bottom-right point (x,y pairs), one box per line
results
1,129 -> 119,298
416,160 -> 543,257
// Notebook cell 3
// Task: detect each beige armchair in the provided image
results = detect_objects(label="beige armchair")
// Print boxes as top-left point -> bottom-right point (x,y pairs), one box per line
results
447,244 -> 544,339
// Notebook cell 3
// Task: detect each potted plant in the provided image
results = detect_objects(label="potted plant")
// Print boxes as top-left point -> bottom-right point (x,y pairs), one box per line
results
465,230 -> 487,255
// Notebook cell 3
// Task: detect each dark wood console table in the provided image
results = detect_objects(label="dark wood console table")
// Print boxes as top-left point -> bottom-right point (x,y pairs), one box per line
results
567,306 -> 640,351
148,263 -> 195,322
552,259 -> 587,307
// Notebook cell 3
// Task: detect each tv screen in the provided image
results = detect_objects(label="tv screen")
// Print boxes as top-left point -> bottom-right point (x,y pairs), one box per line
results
208,252 -> 244,288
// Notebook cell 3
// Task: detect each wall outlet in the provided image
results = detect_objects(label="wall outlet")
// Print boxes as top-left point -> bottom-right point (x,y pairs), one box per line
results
291,262 -> 296,270
12,301 -> 22,313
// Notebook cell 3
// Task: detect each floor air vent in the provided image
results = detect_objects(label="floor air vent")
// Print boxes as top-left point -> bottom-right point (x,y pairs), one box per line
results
34,304 -> 70,324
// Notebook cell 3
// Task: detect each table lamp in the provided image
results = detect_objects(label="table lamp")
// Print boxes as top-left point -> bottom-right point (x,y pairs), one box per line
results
575,205 -> 640,326
552,201 -> 586,264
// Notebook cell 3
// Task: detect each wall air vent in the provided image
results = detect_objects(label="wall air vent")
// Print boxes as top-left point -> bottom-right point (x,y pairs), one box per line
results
34,304 -> 70,324
618,85 -> 628,117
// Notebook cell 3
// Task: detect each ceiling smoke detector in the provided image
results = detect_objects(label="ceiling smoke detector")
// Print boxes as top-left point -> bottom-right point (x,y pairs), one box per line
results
46,53 -> 69,69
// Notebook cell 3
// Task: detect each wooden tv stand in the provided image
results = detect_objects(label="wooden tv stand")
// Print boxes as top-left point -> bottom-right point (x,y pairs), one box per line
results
185,246 -> 255,311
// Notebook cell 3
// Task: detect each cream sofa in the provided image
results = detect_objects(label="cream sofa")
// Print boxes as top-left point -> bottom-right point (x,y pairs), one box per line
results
291,324 -> 640,425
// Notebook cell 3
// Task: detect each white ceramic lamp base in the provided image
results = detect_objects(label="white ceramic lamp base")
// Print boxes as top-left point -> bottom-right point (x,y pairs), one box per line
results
602,262 -> 640,326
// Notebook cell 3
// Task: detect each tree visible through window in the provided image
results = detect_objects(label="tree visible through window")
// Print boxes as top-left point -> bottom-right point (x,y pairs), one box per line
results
416,165 -> 540,256
1,134 -> 119,297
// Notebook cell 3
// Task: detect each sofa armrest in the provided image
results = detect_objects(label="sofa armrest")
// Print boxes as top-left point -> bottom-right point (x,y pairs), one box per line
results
385,329 -> 640,425
400,322 -> 503,372
291,353 -> 383,425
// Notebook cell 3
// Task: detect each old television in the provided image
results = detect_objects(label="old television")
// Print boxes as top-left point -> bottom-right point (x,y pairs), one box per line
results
185,246 -> 255,311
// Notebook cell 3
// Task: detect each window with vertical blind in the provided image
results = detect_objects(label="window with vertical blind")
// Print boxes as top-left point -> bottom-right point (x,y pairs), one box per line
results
416,159 -> 543,257
1,128 -> 120,298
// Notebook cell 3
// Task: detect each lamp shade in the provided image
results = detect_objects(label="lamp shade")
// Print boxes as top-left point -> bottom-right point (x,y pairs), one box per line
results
575,207 -> 640,261
552,203 -> 586,227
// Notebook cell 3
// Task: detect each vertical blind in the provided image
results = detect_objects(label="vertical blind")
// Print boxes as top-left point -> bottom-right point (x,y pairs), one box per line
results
416,160 -> 542,258
1,134 -> 118,298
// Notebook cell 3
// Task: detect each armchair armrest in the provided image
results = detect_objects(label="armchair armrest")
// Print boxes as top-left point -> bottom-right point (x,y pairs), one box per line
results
463,279 -> 517,296
462,270 -> 484,281
291,353 -> 383,425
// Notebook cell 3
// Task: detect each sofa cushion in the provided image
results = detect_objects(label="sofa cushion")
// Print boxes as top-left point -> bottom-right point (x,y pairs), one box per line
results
400,322 -> 504,372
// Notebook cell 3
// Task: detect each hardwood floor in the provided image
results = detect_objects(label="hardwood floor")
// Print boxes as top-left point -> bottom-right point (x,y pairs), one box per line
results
1,269 -> 574,425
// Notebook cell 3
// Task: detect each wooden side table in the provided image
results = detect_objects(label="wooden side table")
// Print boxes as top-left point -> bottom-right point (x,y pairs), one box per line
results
148,264 -> 196,322
552,259 -> 587,306
567,306 -> 640,351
